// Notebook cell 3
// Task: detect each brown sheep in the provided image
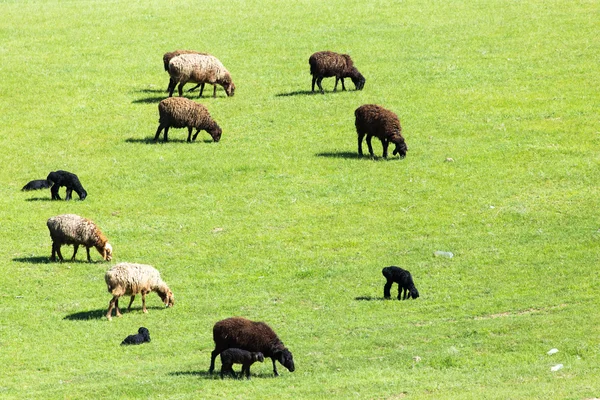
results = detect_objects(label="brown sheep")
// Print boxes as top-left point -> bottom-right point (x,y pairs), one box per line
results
355,104 -> 407,158
105,262 -> 174,320
167,53 -> 235,98
47,214 -> 112,262
154,97 -> 222,143
209,317 -> 295,377
162,50 -> 207,93
309,51 -> 365,94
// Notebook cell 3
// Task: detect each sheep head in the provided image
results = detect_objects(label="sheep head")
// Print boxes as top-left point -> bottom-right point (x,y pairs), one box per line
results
158,287 -> 175,307
409,287 -> 420,299
98,243 -> 113,261
275,348 -> 295,372
392,136 -> 407,158
254,352 -> 265,363
208,124 -> 222,142
349,68 -> 365,90
224,81 -> 235,97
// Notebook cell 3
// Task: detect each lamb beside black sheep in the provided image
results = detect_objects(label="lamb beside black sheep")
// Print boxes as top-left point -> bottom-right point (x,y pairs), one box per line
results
219,348 -> 264,379
121,327 -> 151,345
309,51 -> 365,94
209,317 -> 295,377
382,266 -> 419,300
355,104 -> 407,159
154,97 -> 222,143
47,170 -> 87,200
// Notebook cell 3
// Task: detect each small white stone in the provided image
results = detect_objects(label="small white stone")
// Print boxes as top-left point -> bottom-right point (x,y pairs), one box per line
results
550,364 -> 563,372
547,348 -> 559,355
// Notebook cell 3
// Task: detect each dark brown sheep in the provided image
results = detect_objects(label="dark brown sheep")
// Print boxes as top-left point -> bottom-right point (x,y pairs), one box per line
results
209,317 -> 295,377
154,97 -> 222,143
309,51 -> 365,94
355,104 -> 407,158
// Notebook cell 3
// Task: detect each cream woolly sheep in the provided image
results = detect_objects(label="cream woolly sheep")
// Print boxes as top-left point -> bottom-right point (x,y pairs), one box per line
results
154,97 -> 222,143
309,51 -> 365,94
355,104 -> 407,158
167,53 -> 235,98
105,262 -> 174,320
47,214 -> 113,262
162,49 -> 207,92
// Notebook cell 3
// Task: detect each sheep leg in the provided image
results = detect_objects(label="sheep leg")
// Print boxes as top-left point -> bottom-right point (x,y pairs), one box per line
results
316,77 -> 325,94
107,296 -> 122,320
86,247 -> 92,262
186,83 -> 202,93
192,129 -> 201,141
382,139 -> 389,158
127,295 -> 136,311
311,76 -> 317,92
167,78 -> 176,96
399,286 -> 406,300
209,348 -> 223,373
141,292 -> 148,313
271,357 -> 280,376
154,124 -> 165,142
50,185 -> 61,200
357,132 -> 365,156
333,77 -> 339,92
199,83 -> 205,97
384,280 -> 393,299
177,83 -> 185,97
65,188 -> 73,201
366,135 -> 375,157
243,364 -> 251,379
186,127 -> 193,142
340,77 -> 347,91
71,244 -> 79,261
212,84 -> 217,98
51,242 -> 62,261
163,126 -> 170,142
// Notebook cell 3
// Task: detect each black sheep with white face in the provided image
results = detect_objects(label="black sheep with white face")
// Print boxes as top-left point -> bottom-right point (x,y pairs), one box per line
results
121,327 -> 151,345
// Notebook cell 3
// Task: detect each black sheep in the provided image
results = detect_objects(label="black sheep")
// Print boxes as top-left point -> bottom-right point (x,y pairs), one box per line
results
209,317 -> 295,377
219,348 -> 264,379
47,170 -> 87,201
21,179 -> 52,191
382,266 -> 419,300
121,327 -> 151,345
355,104 -> 407,159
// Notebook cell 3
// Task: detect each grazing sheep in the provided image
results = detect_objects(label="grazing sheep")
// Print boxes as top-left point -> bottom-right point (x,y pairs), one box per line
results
382,266 -> 419,300
309,51 -> 365,94
21,179 -> 52,191
167,53 -> 235,98
162,50 -> 207,92
47,214 -> 113,262
219,348 -> 265,379
121,327 -> 151,345
105,262 -> 174,321
209,317 -> 295,377
154,97 -> 222,143
355,104 -> 407,158
46,170 -> 87,200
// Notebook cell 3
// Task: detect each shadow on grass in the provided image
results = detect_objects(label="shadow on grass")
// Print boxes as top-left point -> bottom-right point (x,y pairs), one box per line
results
12,256 -> 50,264
64,309 -> 106,320
24,197 -> 52,202
275,90 -> 318,97
131,96 -> 167,104
169,370 -> 275,380
354,296 -> 387,301
125,137 -> 213,144
315,151 -> 363,159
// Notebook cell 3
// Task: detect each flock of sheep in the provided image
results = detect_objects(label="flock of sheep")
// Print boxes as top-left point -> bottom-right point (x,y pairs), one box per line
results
28,48 -> 414,379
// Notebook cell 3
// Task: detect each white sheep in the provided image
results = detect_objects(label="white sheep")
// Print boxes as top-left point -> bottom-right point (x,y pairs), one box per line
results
105,262 -> 174,320
167,53 -> 235,98
47,214 -> 113,262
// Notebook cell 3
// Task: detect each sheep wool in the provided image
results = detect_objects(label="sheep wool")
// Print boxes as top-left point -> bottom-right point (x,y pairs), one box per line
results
47,214 -> 112,262
105,262 -> 174,320
355,104 -> 408,158
154,97 -> 222,143
168,53 -> 235,98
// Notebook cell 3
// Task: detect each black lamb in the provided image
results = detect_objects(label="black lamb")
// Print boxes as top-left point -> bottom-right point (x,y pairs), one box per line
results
121,327 -> 151,345
382,266 -> 419,300
47,170 -> 87,201
209,317 -> 295,377
219,348 -> 265,379
21,179 -> 52,191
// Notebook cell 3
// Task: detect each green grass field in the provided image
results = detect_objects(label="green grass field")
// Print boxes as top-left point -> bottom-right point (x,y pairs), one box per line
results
1,0 -> 599,398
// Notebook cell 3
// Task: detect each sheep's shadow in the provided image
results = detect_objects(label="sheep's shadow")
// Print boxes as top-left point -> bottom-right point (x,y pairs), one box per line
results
24,197 -> 53,202
315,151 -> 363,159
355,296 -> 387,301
64,309 -> 106,320
125,138 -> 212,144
12,256 -> 51,264
131,96 -> 166,104
168,370 -> 274,380
275,90 -> 318,97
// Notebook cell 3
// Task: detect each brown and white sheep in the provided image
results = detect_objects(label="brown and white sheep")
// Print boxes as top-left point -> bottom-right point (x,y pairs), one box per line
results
162,50 -> 207,92
47,214 -> 112,262
154,97 -> 222,143
105,262 -> 174,321
209,317 -> 295,377
355,104 -> 407,158
167,53 -> 235,98
309,51 -> 365,94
